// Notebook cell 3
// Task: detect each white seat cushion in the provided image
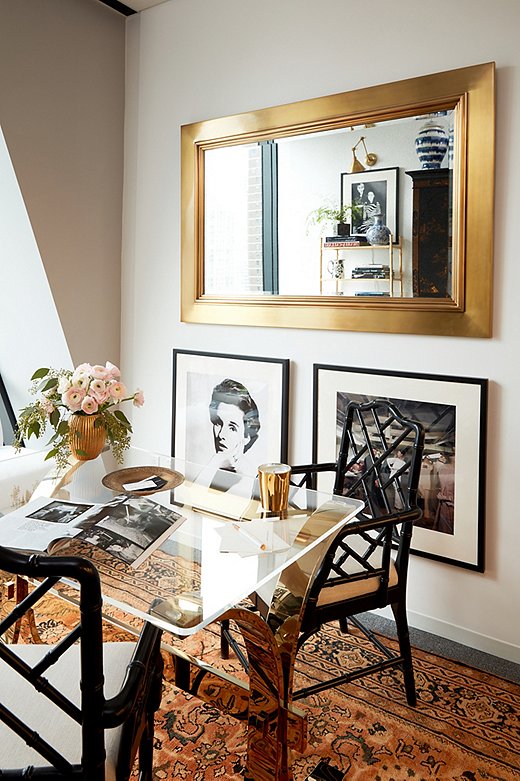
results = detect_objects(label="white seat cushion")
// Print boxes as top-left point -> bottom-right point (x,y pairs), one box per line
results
0,641 -> 136,779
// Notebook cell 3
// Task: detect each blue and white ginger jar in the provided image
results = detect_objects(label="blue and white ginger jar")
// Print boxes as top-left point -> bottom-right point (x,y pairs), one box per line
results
448,124 -> 454,167
366,215 -> 391,245
415,120 -> 449,169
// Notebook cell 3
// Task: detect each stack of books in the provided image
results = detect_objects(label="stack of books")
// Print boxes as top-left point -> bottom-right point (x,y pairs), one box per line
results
323,236 -> 367,248
354,291 -> 391,297
351,264 -> 390,279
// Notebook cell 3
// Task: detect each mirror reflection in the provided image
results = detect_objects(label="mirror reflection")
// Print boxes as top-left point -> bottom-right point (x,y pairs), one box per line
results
204,110 -> 455,300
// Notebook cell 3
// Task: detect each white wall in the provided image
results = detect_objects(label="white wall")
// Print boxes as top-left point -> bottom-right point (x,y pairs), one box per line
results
123,0 -> 520,661
0,127 -> 72,420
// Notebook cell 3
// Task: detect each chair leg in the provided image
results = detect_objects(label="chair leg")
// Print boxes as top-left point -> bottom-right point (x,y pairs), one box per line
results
391,601 -> 417,707
138,654 -> 164,780
220,619 -> 230,659
220,619 -> 249,671
338,617 -> 349,634
174,654 -> 190,689
137,713 -> 155,781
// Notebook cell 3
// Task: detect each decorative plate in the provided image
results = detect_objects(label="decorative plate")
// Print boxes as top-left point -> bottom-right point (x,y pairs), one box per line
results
102,465 -> 184,496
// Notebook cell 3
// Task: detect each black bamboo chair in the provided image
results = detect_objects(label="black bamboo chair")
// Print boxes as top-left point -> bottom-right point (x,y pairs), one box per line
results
221,398 -> 424,706
0,545 -> 164,779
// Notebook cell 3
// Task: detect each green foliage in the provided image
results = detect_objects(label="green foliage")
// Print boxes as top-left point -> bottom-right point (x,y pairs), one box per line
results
306,201 -> 363,233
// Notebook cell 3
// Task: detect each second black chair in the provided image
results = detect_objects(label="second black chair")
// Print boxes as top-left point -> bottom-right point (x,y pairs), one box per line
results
221,398 -> 424,706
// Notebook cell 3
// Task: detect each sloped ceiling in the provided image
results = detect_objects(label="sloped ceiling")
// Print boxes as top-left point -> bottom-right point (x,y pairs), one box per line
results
97,0 -> 167,15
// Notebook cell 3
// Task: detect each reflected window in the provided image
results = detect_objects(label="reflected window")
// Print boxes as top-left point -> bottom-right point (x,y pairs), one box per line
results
204,112 -> 456,300
204,144 -> 264,294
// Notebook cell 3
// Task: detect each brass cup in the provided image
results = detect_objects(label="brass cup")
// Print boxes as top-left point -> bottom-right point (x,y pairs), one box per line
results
258,463 -> 291,513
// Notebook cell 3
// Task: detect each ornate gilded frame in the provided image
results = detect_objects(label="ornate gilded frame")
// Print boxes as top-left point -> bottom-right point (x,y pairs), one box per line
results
181,62 -> 495,337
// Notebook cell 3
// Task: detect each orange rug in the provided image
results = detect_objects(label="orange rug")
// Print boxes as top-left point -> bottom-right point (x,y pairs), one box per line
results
4,591 -> 520,780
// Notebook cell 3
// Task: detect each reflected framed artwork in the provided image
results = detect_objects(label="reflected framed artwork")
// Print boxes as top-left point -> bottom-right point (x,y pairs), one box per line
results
313,364 -> 487,571
171,350 -> 289,497
341,167 -> 399,240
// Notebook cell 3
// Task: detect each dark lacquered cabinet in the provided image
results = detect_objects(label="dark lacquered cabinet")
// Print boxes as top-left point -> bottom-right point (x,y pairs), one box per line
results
406,168 -> 452,298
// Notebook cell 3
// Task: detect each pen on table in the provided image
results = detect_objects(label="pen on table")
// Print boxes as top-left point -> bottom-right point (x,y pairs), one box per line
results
232,523 -> 266,550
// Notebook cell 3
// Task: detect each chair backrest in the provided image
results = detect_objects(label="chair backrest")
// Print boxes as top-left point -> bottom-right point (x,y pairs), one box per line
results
0,547 -> 112,779
335,398 -> 424,522
306,399 -> 425,614
0,547 -> 164,780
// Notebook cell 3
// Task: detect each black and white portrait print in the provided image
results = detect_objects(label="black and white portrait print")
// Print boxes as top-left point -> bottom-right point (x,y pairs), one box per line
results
172,351 -> 289,493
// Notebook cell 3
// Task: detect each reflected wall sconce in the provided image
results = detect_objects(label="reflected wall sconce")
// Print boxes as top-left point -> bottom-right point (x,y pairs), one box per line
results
350,136 -> 378,173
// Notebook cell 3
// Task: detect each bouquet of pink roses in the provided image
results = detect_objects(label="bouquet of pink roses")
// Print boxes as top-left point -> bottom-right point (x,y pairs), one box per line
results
15,362 -> 144,467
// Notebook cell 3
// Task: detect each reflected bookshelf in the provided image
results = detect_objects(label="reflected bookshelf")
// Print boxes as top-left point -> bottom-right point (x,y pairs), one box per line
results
320,237 -> 403,297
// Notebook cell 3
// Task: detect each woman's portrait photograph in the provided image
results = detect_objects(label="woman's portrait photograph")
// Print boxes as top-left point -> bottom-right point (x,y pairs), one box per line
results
172,350 -> 289,492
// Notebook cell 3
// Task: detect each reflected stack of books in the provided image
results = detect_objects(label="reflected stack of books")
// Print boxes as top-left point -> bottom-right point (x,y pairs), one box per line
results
354,291 -> 391,297
323,236 -> 368,248
351,265 -> 390,279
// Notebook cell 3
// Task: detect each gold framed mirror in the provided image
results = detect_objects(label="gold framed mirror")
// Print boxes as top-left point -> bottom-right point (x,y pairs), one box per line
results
181,62 -> 495,337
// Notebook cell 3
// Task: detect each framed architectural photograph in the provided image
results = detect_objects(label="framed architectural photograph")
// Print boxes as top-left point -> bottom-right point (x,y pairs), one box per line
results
313,364 -> 487,571
172,350 -> 289,502
341,167 -> 399,240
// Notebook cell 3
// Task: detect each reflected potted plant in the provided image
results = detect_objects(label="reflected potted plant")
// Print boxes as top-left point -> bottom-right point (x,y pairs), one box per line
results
306,202 -> 363,236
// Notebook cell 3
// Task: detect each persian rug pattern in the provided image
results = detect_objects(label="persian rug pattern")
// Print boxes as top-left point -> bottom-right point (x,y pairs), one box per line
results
2,589 -> 519,781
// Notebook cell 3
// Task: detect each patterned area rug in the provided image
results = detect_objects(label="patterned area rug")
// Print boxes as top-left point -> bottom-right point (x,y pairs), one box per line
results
3,590 -> 520,781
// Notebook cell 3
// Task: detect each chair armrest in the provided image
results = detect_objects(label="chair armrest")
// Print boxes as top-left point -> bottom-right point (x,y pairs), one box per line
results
102,621 -> 163,728
291,462 -> 337,473
290,462 -> 337,488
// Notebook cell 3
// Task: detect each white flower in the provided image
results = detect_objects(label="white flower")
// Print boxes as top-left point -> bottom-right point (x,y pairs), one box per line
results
71,370 -> 90,389
105,361 -> 121,380
81,395 -> 99,414
74,362 -> 93,374
91,365 -> 109,380
133,389 -> 145,407
90,379 -> 109,403
62,387 -> 86,412
58,376 -> 71,394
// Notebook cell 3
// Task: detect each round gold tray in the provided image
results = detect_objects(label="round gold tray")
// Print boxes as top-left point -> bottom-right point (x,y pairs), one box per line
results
102,466 -> 184,496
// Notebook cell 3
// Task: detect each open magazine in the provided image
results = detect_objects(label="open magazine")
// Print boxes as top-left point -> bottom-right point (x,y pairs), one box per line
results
0,494 -> 185,568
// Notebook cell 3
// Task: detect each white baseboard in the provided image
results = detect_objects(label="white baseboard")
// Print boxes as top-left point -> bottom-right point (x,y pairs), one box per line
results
407,609 -> 520,665
371,606 -> 520,665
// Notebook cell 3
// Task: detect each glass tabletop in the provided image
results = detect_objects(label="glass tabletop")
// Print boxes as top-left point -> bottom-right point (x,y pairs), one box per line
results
4,447 -> 364,637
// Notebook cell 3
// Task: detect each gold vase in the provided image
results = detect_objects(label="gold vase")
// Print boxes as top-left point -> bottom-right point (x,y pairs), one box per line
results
69,413 -> 106,461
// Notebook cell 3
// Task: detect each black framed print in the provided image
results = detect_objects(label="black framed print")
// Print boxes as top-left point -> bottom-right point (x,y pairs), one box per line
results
341,167 -> 399,240
0,373 -> 18,447
313,365 -> 487,571
172,350 -> 289,493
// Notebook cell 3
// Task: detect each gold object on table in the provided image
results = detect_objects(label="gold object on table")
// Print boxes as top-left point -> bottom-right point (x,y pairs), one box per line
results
101,465 -> 184,496
258,463 -> 291,512
69,412 -> 106,461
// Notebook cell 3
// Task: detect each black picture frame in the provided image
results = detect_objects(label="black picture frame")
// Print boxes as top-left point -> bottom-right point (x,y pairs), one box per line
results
0,374 -> 18,447
312,364 -> 487,571
341,167 -> 399,241
172,349 -> 289,472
